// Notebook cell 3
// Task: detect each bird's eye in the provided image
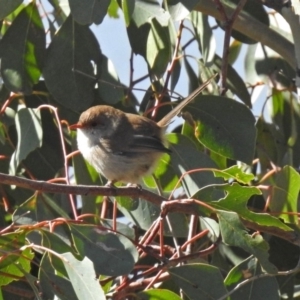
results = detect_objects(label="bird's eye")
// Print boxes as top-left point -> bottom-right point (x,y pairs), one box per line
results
90,122 -> 97,127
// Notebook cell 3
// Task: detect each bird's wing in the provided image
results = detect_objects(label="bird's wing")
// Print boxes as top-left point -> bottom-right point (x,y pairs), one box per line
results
129,135 -> 171,153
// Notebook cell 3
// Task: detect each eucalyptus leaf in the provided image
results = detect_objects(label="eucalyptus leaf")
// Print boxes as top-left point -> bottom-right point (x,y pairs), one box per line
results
213,165 -> 255,184
270,165 -> 300,224
218,210 -> 277,274
39,253 -> 77,300
185,95 -> 256,163
190,11 -> 215,63
69,0 -> 110,25
169,264 -> 228,300
62,253 -> 106,300
167,0 -> 200,20
43,15 -> 101,111
97,55 -> 124,105
9,108 -> 42,175
203,183 -> 293,232
131,0 -> 170,27
225,256 -> 279,300
213,56 -> 251,107
0,0 -> 23,20
167,133 -> 222,197
0,3 -> 45,94
146,18 -> 171,78
138,289 -> 182,300
69,224 -> 138,276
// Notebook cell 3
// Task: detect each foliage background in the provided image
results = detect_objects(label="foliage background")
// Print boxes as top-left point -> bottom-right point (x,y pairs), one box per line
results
0,0 -> 300,299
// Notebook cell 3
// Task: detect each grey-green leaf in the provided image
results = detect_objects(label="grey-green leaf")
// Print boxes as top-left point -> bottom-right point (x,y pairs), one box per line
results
167,133 -> 222,197
0,0 -> 23,20
69,0 -> 110,25
185,95 -> 256,164
43,16 -> 101,111
146,18 -> 171,78
70,224 -> 138,276
62,253 -> 106,300
218,210 -> 278,273
0,3 -> 45,94
131,0 -> 170,27
169,264 -> 228,300
9,108 -> 42,175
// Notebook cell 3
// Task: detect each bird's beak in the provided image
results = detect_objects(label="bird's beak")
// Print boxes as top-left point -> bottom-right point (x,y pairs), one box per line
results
69,123 -> 82,130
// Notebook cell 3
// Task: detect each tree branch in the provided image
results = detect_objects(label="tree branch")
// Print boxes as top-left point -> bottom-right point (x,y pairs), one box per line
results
1,172 -> 299,246
0,172 -> 165,206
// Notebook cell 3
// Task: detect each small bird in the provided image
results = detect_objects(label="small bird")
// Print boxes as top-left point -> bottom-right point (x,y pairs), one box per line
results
69,75 -> 216,185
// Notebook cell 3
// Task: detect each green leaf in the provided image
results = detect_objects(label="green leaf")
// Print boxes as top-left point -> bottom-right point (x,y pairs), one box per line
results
169,264 -> 228,300
0,232 -> 26,269
213,165 -> 255,184
121,0 -> 135,26
183,57 -> 199,93
190,11 -> 215,64
213,55 -> 251,107
41,229 -> 75,257
108,0 -> 119,18
0,247 -> 34,287
0,232 -> 34,287
127,21 -> 150,57
62,253 -> 106,300
218,210 -> 277,273
255,54 -> 295,88
69,0 -> 110,25
146,18 -> 171,78
270,165 -> 300,224
131,0 -> 170,27
101,219 -> 136,240
185,95 -> 256,164
97,54 -> 124,105
167,133 -> 223,197
256,117 -> 285,172
118,194 -> 189,237
167,0 -> 200,20
244,44 -> 260,84
0,3 -> 45,94
39,253 -> 78,300
21,106 -> 64,180
118,198 -> 160,230
13,193 -> 70,225
169,22 -> 181,91
69,224 -> 138,276
138,289 -> 182,300
9,108 -> 42,175
43,15 -> 101,111
206,183 -> 292,231
0,0 -> 23,20
225,256 -> 280,300
228,40 -> 243,65
144,153 -> 179,191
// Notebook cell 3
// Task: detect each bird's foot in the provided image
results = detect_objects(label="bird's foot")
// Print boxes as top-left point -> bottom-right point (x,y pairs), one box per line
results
126,183 -> 143,190
105,181 -> 117,188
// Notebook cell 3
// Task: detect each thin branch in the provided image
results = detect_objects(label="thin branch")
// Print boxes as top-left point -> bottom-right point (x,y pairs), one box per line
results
0,172 -> 165,206
0,172 -> 299,245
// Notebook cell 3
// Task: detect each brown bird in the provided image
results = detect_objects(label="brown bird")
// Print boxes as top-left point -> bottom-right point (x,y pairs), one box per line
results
69,75 -> 216,185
